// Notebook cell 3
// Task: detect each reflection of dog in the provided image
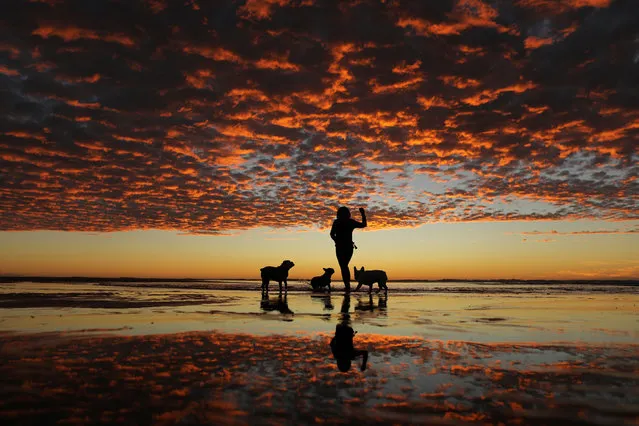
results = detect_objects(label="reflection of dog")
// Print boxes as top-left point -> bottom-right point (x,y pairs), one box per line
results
310,267 -> 335,292
353,266 -> 388,292
310,294 -> 334,311
260,293 -> 294,315
260,260 -> 295,291
355,293 -> 388,313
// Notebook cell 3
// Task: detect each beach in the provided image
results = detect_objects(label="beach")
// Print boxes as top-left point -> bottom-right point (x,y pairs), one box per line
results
1,280 -> 638,425
3,0 -> 639,425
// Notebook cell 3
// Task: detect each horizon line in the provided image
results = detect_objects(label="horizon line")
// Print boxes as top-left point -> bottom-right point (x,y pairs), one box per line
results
1,275 -> 637,284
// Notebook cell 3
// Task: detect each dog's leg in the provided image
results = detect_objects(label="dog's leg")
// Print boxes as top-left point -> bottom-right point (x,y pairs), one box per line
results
284,278 -> 287,292
354,283 -> 362,291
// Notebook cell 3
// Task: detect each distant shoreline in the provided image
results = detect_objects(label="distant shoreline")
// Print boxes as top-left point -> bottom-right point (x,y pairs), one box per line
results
0,276 -> 636,286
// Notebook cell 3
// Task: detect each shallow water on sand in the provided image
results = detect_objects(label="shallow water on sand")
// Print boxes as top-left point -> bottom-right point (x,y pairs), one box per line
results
0,281 -> 637,425
0,281 -> 637,344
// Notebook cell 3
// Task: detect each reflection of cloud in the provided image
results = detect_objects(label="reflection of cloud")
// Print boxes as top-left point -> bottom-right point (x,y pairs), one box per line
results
1,331 -> 637,425
0,1 -> 637,233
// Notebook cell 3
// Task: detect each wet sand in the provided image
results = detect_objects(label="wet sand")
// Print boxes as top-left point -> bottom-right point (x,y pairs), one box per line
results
1,282 -> 638,425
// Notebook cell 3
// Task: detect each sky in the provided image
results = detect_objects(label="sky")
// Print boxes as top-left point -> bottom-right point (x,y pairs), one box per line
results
0,0 -> 637,280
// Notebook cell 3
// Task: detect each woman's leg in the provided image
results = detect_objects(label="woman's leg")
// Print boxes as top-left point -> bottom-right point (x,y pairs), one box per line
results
336,245 -> 353,291
355,350 -> 368,371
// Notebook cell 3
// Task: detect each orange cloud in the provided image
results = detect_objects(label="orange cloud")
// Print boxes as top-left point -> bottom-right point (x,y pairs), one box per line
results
239,0 -> 290,20
33,25 -> 135,46
0,0 -> 634,234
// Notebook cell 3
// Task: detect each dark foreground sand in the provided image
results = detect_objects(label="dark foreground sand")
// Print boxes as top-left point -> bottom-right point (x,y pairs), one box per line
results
1,282 -> 638,425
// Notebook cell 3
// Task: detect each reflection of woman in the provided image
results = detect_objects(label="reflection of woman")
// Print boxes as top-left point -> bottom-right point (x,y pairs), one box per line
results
330,207 -> 366,292
330,295 -> 368,372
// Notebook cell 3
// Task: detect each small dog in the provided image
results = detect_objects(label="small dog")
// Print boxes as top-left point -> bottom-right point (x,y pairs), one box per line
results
260,260 -> 295,292
353,266 -> 388,292
310,267 -> 335,292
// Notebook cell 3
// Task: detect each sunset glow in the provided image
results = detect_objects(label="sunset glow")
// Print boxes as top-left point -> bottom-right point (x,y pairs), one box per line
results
0,0 -> 637,279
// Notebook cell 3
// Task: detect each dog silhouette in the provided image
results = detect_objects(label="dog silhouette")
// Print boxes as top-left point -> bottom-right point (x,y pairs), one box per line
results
260,260 -> 295,292
310,267 -> 335,292
353,266 -> 388,292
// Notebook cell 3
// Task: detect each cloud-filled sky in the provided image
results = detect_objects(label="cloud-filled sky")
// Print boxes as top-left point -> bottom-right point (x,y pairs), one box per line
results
0,0 -> 637,279
1,0 -> 637,234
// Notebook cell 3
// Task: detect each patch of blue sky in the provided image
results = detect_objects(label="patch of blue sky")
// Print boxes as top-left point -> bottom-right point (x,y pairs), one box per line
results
543,152 -> 628,181
483,198 -> 562,216
365,161 -> 465,196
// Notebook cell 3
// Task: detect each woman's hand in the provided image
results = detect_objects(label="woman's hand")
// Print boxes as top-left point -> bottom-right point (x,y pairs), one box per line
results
358,207 -> 367,228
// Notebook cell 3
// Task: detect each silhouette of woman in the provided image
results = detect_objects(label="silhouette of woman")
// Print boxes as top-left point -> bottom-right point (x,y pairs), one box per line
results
330,294 -> 368,372
330,207 -> 367,292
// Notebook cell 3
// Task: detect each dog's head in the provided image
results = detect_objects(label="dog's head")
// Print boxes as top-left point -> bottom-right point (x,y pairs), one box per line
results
323,267 -> 335,276
353,266 -> 364,279
281,260 -> 295,270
